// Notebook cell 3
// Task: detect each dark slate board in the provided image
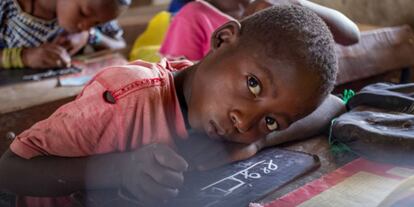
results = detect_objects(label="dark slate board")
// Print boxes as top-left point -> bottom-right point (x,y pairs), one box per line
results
163,148 -> 319,207
0,67 -> 81,86
76,148 -> 319,207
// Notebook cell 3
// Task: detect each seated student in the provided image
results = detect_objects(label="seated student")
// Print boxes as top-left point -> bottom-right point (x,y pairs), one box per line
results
128,0 -> 194,63
0,0 -> 129,70
0,5 -> 344,207
160,0 -> 359,61
128,11 -> 172,62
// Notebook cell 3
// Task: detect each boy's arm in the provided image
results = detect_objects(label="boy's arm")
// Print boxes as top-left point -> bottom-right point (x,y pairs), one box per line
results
297,0 -> 360,46
0,144 -> 187,204
263,94 -> 346,146
0,45 -> 71,69
244,0 -> 360,45
0,149 -> 123,196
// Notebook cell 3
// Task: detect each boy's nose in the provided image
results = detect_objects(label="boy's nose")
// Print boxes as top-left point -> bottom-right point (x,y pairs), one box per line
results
229,111 -> 251,133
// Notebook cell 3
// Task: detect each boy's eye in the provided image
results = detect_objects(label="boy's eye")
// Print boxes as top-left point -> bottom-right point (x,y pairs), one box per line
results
247,76 -> 261,96
265,117 -> 278,131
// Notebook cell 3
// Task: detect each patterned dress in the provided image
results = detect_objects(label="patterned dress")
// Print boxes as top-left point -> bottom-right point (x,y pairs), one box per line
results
0,0 -> 123,49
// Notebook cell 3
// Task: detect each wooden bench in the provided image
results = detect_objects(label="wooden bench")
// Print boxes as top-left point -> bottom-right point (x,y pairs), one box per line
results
334,25 -> 414,92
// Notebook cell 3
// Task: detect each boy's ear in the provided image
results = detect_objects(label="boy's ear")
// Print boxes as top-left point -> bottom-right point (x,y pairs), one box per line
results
211,20 -> 242,50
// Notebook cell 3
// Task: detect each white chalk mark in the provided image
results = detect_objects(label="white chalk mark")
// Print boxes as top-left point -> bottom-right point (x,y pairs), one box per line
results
201,160 -> 266,191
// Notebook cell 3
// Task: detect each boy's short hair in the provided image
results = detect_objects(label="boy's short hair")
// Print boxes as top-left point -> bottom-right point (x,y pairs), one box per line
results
239,5 -> 338,96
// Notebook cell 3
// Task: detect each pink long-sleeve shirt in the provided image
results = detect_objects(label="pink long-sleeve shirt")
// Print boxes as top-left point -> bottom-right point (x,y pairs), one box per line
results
160,0 -> 233,61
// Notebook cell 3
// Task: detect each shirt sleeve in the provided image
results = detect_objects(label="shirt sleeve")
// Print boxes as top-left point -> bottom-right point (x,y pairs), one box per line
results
10,80 -> 120,159
94,20 -> 124,39
159,15 -> 205,61
0,0 -> 7,40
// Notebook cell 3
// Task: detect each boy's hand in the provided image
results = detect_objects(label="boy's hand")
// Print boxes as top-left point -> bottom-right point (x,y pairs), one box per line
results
53,31 -> 89,56
120,144 -> 188,206
22,43 -> 71,69
177,133 -> 265,171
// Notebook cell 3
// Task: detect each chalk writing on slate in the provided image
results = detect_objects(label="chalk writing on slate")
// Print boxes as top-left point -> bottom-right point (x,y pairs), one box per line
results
73,148 -> 319,207
200,159 -> 278,197
163,148 -> 319,207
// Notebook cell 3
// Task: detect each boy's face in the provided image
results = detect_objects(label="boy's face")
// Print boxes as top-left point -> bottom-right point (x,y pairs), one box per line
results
56,0 -> 123,33
186,22 -> 325,144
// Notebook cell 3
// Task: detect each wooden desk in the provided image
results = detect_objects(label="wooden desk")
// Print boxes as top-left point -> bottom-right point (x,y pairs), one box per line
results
260,135 -> 357,203
0,133 -> 357,206
0,79 -> 82,115
0,79 -> 82,154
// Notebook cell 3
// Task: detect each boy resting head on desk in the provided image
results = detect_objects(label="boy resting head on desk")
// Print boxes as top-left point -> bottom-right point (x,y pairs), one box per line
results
0,5 -> 344,207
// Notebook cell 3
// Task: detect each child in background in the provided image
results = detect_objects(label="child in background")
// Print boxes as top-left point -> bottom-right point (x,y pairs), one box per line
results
160,0 -> 360,61
128,0 -> 196,63
0,5 -> 344,207
128,11 -> 172,62
160,0 -> 246,61
0,0 -> 129,70
168,0 -> 194,14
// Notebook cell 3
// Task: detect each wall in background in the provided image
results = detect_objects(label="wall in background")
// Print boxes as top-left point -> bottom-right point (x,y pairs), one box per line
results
312,0 -> 414,28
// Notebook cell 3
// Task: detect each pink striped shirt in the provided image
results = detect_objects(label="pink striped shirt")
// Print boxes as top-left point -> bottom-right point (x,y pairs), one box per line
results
160,0 -> 233,61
